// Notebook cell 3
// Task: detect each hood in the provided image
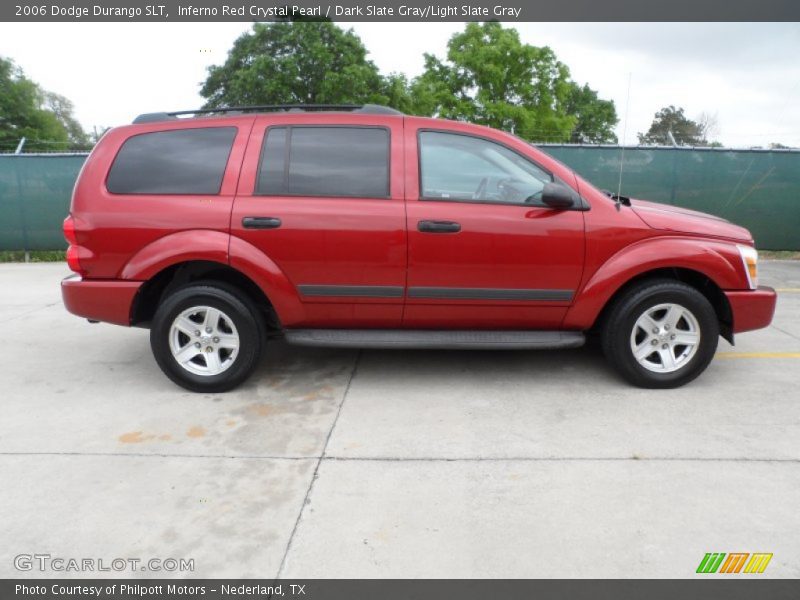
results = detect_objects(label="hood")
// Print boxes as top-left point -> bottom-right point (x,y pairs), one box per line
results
630,199 -> 752,243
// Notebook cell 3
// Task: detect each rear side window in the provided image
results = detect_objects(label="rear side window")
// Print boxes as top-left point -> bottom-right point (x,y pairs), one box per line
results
107,127 -> 237,194
256,126 -> 389,198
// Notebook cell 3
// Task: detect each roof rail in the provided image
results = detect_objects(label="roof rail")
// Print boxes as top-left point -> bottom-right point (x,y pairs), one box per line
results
133,103 -> 403,124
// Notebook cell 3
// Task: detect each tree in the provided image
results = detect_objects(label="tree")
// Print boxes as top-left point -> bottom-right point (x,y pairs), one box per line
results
638,106 -> 706,146
565,83 -> 618,143
696,111 -> 720,144
379,72 -> 415,115
0,56 -> 89,152
44,92 -> 90,148
0,57 -> 66,151
201,21 -> 392,108
409,22 -> 617,142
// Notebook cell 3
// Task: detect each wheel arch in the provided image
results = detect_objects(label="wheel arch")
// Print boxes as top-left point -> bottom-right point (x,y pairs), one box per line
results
590,267 -> 733,344
130,260 -> 280,330
121,231 -> 306,328
564,237 -> 742,344
119,230 -> 230,281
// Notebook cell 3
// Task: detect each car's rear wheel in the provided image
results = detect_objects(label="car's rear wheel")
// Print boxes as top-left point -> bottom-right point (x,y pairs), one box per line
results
150,283 -> 263,392
601,279 -> 719,388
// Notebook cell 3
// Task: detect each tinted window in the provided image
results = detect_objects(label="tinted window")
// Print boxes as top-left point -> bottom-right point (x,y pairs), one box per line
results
258,127 -> 287,194
107,127 -> 236,194
256,127 -> 389,197
419,131 -> 551,204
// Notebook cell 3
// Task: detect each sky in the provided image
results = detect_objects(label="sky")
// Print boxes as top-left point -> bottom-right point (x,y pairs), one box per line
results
1,22 -> 799,147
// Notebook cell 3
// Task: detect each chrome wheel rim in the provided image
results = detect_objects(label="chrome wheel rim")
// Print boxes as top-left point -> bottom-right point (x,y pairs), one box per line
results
630,303 -> 701,373
168,306 -> 240,377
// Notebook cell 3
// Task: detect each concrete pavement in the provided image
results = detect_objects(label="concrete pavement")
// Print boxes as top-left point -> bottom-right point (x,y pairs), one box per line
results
0,261 -> 798,578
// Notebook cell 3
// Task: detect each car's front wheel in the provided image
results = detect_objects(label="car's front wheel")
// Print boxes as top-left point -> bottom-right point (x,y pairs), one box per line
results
150,283 -> 264,392
601,279 -> 719,388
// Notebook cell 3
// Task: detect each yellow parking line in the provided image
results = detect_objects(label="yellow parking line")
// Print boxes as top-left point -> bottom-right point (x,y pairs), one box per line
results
716,352 -> 800,359
776,288 -> 800,292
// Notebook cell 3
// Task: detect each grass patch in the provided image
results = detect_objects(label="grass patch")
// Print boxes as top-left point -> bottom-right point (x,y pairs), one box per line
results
0,250 -> 65,263
760,250 -> 800,260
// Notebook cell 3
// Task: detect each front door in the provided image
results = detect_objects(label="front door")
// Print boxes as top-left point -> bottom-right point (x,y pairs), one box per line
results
403,126 -> 585,329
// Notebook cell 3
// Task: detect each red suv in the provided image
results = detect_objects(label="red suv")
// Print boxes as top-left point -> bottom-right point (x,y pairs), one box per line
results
61,104 -> 776,392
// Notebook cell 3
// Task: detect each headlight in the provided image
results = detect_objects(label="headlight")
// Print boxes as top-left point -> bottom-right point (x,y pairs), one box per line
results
737,245 -> 758,289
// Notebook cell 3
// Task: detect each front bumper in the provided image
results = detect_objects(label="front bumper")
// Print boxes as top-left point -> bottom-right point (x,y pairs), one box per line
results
725,285 -> 777,334
61,275 -> 142,326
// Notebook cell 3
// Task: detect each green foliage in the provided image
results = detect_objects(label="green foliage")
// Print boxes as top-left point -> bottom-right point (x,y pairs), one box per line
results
564,84 -> 618,144
0,56 -> 89,152
379,72 -> 415,115
638,105 -> 706,146
0,57 -> 66,151
409,22 -> 617,143
201,21 -> 393,107
759,250 -> 800,259
44,92 -> 90,148
0,250 -> 65,262
202,22 -> 617,144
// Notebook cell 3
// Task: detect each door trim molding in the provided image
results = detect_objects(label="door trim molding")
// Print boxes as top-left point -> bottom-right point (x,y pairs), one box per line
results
298,285 -> 574,301
407,287 -> 574,301
298,285 -> 404,299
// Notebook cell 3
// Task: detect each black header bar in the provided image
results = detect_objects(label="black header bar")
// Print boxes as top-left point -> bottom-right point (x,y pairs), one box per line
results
3,0 -> 799,22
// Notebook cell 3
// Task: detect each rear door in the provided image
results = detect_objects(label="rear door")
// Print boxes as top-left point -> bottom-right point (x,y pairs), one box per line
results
232,114 -> 406,328
403,121 -> 586,329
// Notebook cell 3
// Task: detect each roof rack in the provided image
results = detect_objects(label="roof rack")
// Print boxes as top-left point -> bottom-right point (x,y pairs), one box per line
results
133,104 -> 403,124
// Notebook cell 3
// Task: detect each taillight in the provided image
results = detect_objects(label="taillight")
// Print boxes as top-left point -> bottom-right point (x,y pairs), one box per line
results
63,215 -> 77,245
63,215 -> 85,276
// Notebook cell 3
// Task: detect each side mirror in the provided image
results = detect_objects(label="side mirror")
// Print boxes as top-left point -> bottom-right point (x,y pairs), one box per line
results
541,182 -> 576,209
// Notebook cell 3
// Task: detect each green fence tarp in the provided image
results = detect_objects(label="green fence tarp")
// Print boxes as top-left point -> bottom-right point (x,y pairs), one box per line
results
545,146 -> 800,251
0,155 -> 85,251
1,147 -> 798,250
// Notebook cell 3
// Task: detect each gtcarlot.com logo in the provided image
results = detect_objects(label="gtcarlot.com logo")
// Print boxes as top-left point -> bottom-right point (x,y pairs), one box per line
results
14,553 -> 194,573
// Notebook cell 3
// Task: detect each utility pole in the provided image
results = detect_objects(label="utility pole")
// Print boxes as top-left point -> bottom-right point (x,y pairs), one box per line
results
667,130 -> 678,147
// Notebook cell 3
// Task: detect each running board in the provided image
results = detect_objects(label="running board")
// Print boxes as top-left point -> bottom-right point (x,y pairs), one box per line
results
284,329 -> 585,350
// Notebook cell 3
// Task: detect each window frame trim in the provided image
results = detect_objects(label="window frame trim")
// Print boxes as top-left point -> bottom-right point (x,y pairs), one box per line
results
105,125 -> 238,196
254,124 -> 392,200
416,128 -> 560,208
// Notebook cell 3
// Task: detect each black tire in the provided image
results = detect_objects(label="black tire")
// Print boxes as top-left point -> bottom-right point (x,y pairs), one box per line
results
150,282 -> 264,392
601,279 -> 719,389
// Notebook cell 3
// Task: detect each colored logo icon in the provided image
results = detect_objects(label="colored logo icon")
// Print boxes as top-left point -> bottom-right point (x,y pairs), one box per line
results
696,553 -> 773,574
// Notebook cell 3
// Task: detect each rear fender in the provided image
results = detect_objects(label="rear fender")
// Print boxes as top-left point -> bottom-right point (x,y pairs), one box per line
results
120,230 -> 229,281
563,237 -> 745,330
228,235 -> 305,326
120,230 -> 304,326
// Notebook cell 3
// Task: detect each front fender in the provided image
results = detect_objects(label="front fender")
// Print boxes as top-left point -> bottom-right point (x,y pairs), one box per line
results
563,236 -> 746,330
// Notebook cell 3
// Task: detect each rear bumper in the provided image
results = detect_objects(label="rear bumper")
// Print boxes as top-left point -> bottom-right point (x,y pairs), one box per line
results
61,275 -> 142,326
725,286 -> 777,334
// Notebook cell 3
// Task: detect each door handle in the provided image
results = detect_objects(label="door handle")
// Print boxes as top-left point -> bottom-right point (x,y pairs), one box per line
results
242,216 -> 282,229
418,220 -> 461,233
